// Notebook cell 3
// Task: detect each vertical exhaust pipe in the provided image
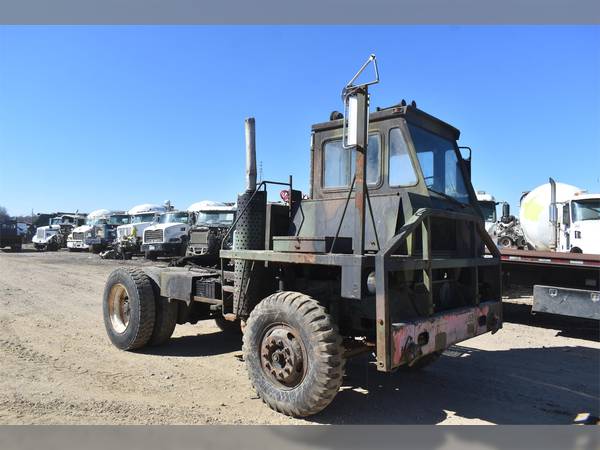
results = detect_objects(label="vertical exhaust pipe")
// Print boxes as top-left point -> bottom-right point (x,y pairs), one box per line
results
245,117 -> 257,192
549,177 -> 558,251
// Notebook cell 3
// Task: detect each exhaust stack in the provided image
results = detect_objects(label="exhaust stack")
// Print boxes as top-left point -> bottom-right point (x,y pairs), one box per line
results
245,117 -> 257,192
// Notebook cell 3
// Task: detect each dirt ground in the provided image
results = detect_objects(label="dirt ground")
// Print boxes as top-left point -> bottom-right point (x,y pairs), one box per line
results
0,246 -> 598,425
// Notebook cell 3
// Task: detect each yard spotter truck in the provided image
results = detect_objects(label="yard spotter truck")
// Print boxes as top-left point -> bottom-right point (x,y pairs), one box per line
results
102,55 -> 502,417
32,213 -> 87,251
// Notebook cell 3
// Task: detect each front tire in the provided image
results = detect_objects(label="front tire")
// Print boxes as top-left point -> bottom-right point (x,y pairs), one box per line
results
243,291 -> 345,417
103,268 -> 156,350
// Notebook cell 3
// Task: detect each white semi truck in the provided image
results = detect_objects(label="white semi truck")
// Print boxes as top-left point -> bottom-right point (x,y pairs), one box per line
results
32,213 -> 87,251
475,191 -> 497,235
520,179 -> 600,254
500,178 -> 600,320
141,209 -> 194,260
186,201 -> 236,258
115,204 -> 167,258
67,209 -> 111,251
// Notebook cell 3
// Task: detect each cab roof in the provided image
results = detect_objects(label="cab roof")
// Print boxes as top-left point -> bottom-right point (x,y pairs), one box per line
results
311,103 -> 460,141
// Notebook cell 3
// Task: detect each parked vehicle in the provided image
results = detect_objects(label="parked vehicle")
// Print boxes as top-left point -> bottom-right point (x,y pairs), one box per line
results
115,204 -> 166,258
476,191 -> 497,235
142,210 -> 193,260
0,220 -> 24,251
32,213 -> 86,251
185,201 -> 236,259
85,211 -> 130,253
67,209 -> 111,252
520,179 -> 600,254
102,55 -> 501,417
500,178 -> 600,320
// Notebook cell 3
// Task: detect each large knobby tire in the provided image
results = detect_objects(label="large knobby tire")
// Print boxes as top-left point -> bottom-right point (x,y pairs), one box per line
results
243,291 -> 345,417
103,267 -> 156,350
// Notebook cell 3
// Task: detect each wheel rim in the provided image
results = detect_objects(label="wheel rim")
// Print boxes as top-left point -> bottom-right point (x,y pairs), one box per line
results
260,324 -> 307,389
108,283 -> 131,333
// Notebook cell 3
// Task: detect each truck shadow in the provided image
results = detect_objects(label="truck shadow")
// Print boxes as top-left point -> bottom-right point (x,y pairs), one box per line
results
503,301 -> 600,341
140,331 -> 241,357
308,345 -> 599,425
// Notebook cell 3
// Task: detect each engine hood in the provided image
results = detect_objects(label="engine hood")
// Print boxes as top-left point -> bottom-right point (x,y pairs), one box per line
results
117,222 -> 155,240
146,222 -> 188,232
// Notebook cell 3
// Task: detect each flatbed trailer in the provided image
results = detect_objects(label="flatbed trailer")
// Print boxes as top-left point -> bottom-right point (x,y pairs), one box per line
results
500,248 -> 600,320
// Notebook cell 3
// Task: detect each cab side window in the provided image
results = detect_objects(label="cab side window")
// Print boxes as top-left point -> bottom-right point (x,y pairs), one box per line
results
389,127 -> 417,186
323,135 -> 381,189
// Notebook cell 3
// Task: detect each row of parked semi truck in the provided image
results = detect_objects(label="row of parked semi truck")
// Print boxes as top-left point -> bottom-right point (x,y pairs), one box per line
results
27,200 -> 236,260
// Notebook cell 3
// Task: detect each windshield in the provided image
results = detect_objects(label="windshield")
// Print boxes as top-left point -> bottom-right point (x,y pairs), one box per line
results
108,215 -> 130,225
572,199 -> 600,222
159,212 -> 190,224
131,213 -> 157,224
196,211 -> 235,226
478,201 -> 497,222
408,124 -> 470,204
86,218 -> 102,226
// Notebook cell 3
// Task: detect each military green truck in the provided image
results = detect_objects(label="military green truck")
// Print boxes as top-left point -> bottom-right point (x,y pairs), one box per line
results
102,55 -> 501,417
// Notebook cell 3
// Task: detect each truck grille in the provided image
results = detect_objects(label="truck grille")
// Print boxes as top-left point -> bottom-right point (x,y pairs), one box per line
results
144,229 -> 164,243
190,230 -> 208,245
72,232 -> 84,241
36,229 -> 44,239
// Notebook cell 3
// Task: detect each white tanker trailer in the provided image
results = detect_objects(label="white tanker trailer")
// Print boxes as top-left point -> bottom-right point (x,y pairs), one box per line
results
520,178 -> 600,254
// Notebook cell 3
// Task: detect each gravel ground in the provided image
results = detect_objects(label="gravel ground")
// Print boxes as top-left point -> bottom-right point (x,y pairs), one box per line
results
0,246 -> 598,424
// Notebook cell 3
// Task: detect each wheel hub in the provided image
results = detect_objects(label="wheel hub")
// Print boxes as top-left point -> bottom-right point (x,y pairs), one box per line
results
108,283 -> 131,334
260,326 -> 305,388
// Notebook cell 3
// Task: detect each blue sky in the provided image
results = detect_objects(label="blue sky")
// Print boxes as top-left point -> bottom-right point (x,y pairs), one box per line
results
0,26 -> 598,217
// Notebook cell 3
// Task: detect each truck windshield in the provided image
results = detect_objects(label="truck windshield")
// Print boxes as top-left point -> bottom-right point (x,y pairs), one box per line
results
572,199 -> 600,222
131,213 -> 157,224
408,124 -> 470,204
159,212 -> 189,224
49,218 -> 62,225
196,212 -> 235,226
86,218 -> 102,226
478,201 -> 497,222
108,215 -> 130,225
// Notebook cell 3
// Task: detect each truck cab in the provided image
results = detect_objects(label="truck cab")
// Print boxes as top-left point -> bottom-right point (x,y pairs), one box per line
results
186,201 -> 236,258
142,210 -> 193,260
67,209 -> 111,251
0,220 -> 24,251
115,204 -> 166,257
476,191 -> 497,235
84,211 -> 130,253
560,193 -> 600,254
32,213 -> 86,251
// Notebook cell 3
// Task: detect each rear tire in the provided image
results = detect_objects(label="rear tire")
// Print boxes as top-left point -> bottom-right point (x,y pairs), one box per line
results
243,291 -> 345,417
149,294 -> 178,346
498,236 -> 513,248
103,267 -> 156,350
